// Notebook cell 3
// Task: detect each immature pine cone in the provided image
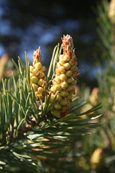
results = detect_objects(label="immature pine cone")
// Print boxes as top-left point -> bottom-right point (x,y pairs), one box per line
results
50,35 -> 79,117
30,47 -> 47,100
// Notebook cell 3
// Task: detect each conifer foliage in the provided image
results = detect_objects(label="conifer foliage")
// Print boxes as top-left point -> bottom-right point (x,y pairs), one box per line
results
0,35 -> 101,172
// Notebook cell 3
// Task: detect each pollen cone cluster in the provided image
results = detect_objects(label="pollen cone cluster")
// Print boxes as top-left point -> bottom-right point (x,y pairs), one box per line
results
30,47 -> 47,100
109,0 -> 115,23
50,35 -> 79,117
90,148 -> 104,170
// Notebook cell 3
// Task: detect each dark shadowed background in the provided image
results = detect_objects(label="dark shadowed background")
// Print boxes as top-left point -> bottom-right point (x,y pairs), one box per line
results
0,0 -> 110,86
